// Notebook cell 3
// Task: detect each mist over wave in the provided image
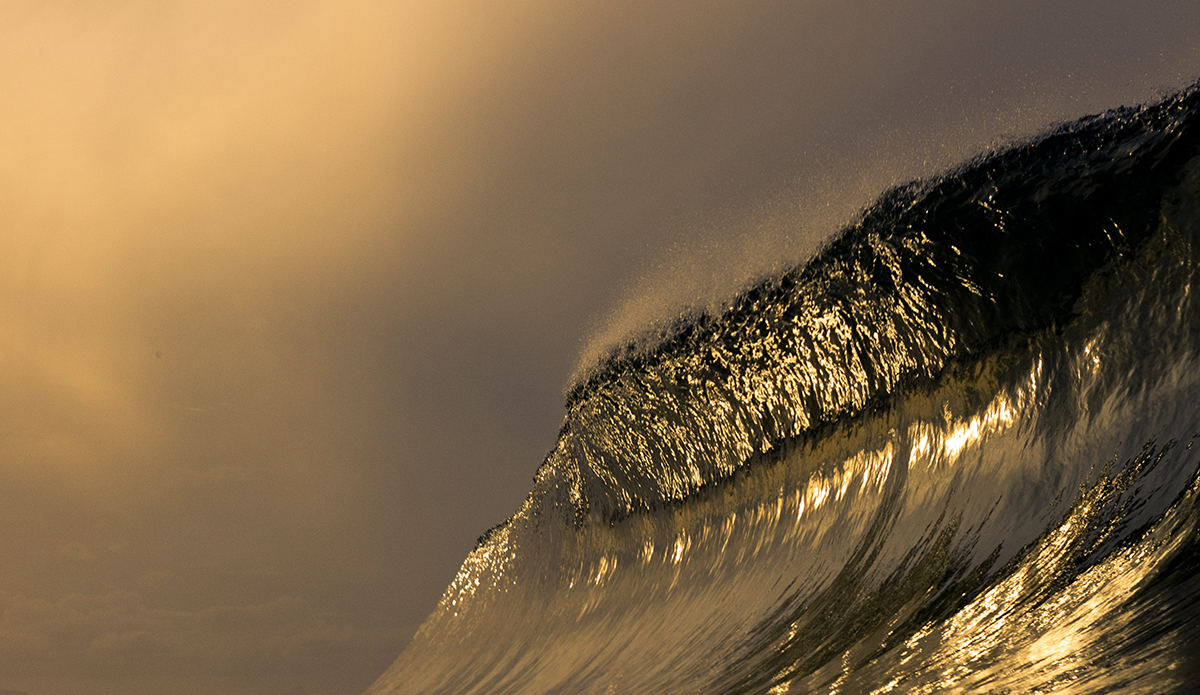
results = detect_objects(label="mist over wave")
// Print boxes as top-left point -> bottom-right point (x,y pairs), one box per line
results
367,84 -> 1200,694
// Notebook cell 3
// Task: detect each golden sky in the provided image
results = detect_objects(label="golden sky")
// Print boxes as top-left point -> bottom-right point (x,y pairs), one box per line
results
1,0 -> 1198,693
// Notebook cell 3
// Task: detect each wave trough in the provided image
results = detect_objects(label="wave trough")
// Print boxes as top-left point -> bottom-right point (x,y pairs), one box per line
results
367,84 -> 1200,695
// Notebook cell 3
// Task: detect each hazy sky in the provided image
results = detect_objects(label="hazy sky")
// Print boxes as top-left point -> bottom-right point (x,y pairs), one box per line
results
2,1 -> 1198,694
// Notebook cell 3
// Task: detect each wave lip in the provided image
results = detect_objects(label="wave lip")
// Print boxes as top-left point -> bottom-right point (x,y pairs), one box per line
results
557,84 -> 1200,520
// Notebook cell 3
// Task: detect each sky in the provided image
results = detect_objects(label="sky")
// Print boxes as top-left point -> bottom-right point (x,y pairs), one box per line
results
1,1 -> 1199,694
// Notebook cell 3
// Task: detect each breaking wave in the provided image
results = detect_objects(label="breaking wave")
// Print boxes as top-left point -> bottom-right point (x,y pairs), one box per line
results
368,84 -> 1200,694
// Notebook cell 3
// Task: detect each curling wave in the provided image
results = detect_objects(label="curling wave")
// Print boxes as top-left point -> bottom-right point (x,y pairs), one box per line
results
368,84 -> 1200,695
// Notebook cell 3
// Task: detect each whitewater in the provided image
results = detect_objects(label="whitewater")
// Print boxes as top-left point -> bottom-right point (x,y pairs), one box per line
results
366,84 -> 1200,694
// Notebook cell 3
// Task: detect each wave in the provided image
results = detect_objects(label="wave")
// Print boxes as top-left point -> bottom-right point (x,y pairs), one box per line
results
366,84 -> 1200,694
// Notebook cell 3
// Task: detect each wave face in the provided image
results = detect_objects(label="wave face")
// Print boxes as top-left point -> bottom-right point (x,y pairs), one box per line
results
367,85 -> 1200,694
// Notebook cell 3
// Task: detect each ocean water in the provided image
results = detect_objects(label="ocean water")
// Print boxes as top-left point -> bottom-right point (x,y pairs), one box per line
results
367,84 -> 1200,694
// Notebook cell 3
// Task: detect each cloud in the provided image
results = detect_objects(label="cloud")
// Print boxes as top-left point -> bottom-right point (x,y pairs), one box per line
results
0,592 -> 405,680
